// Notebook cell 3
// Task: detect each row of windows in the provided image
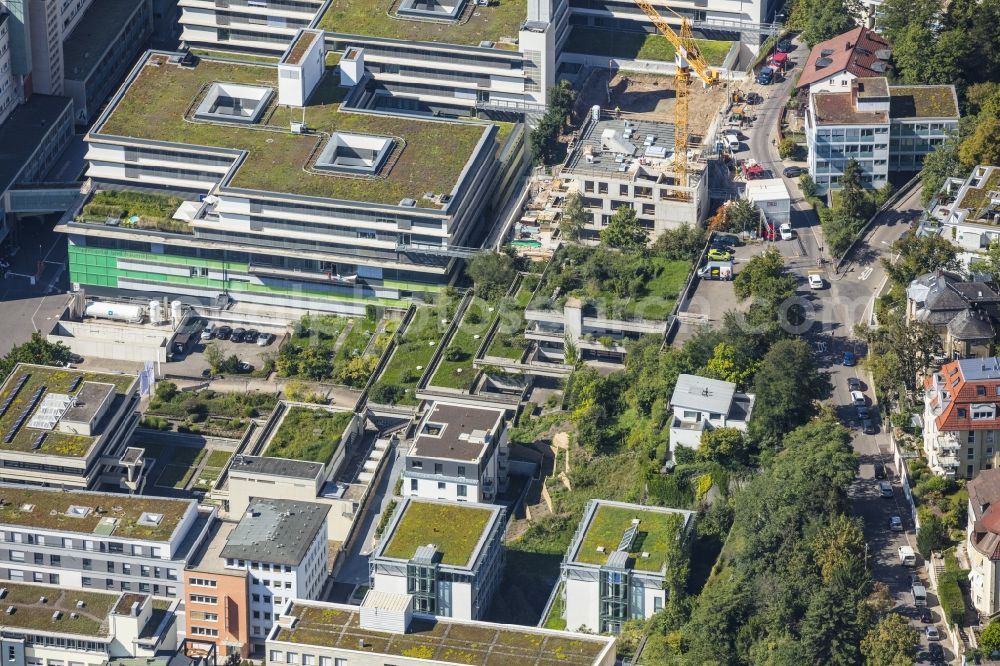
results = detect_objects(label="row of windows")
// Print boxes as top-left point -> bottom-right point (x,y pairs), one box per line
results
269,651 -> 345,666
2,533 -> 165,557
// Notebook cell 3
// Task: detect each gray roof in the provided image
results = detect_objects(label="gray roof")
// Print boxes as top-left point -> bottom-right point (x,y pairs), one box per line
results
62,382 -> 115,424
564,117 -> 677,176
221,498 -> 329,566
958,357 -> 1000,381
948,310 -> 995,340
410,402 -> 506,463
228,454 -> 323,480
0,95 -> 73,194
605,550 -> 630,570
670,374 -> 737,415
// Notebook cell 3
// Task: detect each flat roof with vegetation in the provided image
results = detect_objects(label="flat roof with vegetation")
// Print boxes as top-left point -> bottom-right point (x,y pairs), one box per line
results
889,85 -> 959,119
958,167 -> 1000,215
273,602 -> 613,665
0,583 -> 120,636
0,485 -> 193,541
381,499 -> 497,567
570,501 -> 691,573
0,364 -> 136,458
264,406 -> 354,464
318,0 -> 526,47
94,54 -> 494,208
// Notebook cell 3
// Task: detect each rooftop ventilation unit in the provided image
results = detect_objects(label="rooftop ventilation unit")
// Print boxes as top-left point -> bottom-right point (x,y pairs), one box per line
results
5,606 -> 14,615
51,611 -> 61,621
399,198 -> 417,207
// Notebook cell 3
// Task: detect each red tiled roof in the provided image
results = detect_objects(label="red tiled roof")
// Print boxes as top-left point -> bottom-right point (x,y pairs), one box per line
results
933,360 -> 1000,431
797,27 -> 891,89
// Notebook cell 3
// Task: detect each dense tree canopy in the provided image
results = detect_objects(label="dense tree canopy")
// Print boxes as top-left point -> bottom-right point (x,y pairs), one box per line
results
0,332 -> 72,379
749,339 -> 832,446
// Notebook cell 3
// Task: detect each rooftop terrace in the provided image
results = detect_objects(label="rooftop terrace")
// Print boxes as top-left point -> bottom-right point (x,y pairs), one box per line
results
95,54 -> 493,207
0,364 -> 136,458
0,485 -> 193,541
264,406 -> 354,464
0,583 -> 119,636
381,499 -> 496,567
570,501 -> 691,573
957,167 -> 1000,217
62,0 -> 143,81
273,602 -> 613,665
317,0 -> 525,47
889,85 -> 959,119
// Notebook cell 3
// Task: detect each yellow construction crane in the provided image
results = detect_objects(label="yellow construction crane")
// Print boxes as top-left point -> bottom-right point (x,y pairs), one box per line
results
631,0 -> 719,188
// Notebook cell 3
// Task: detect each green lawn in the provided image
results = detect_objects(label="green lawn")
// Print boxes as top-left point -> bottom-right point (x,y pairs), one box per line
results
541,583 -> 567,630
382,501 -> 494,566
564,27 -> 733,65
79,190 -> 189,233
624,257 -> 691,320
574,504 -> 685,572
431,297 -> 493,390
485,274 -> 538,360
205,449 -> 233,468
319,0 -> 525,46
154,446 -> 207,489
265,407 -> 353,464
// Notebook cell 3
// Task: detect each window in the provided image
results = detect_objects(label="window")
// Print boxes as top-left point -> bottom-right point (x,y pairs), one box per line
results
49,574 -> 59,585
457,465 -> 466,477
437,481 -> 446,490
121,582 -> 131,591
8,646 -> 15,662
410,479 -> 418,491
321,658 -> 332,666
141,566 -> 151,577
969,432 -> 977,444
411,460 -> 423,469
619,184 -> 628,196
82,577 -> 92,587
190,627 -> 219,637
132,545 -> 143,556
969,447 -> 976,459
63,538 -> 73,548
34,553 -> 43,564
191,595 -> 217,604
252,593 -> 261,602
457,485 -> 467,497
269,652 -> 283,663
254,611 -> 261,619
9,550 -> 23,562
303,656 -> 315,666
107,562 -> 115,573
977,385 -> 986,396
83,558 -> 92,570
958,408 -> 967,418
122,564 -> 131,575
50,554 -> 61,567
189,577 -> 217,587
434,463 -> 443,474
287,653 -> 299,665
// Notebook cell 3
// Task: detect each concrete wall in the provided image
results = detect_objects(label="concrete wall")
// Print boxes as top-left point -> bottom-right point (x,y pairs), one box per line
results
48,318 -> 173,363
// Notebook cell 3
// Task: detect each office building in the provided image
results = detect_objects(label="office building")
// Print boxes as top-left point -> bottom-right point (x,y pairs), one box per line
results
0,10 -> 16,125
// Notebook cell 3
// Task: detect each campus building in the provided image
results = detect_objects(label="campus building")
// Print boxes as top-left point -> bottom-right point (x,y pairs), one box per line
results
0,363 -> 144,489
59,48 -> 519,313
369,498 -> 504,621
0,484 -> 214,597
929,165 -> 1000,255
804,76 -> 958,192
550,499 -> 695,634
402,401 -> 509,503
923,357 -> 1000,479
0,582 -> 180,666
265,593 -> 617,666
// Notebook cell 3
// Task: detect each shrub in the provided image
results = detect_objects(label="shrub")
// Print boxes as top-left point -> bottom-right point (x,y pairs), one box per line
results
375,499 -> 399,539
778,138 -> 804,160
371,383 -> 405,405
938,571 -> 965,625
155,381 -> 178,402
445,347 -> 467,362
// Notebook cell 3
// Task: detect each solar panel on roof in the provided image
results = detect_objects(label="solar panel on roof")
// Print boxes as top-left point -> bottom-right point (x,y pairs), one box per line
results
31,433 -> 46,450
67,376 -> 82,392
0,375 -> 29,419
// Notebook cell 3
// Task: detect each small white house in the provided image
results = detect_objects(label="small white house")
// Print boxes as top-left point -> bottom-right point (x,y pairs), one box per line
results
745,178 -> 791,227
668,374 -> 755,450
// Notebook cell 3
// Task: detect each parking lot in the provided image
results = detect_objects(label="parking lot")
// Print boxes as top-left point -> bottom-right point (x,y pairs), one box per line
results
167,321 -> 288,379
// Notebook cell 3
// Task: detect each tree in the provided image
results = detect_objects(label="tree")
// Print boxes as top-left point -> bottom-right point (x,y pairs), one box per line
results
560,192 -> 587,241
749,339 -> 831,444
705,341 -> 760,388
882,232 -> 959,288
860,613 -> 918,666
811,515 -> 868,584
919,134 -> 968,206
548,80 -> 577,123
336,355 -> 378,387
980,618 -> 1000,655
697,427 -> 754,468
651,223 -> 706,260
959,117 -> 1000,167
733,247 -> 797,305
466,251 -> 516,301
0,332 -> 72,379
600,206 -> 647,250
204,342 -> 224,373
799,173 -> 818,198
856,318 -> 940,399
797,0 -> 859,46
370,383 -> 404,405
915,512 -> 949,557
778,137 -> 803,160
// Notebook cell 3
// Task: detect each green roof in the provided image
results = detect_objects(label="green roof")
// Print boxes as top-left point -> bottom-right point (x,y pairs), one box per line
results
274,603 -> 612,665
63,0 -> 144,81
0,485 -> 193,541
572,503 -> 687,572
95,55 -> 494,207
0,583 -> 119,636
958,168 -> 1000,216
0,364 -> 136,457
382,500 -> 495,566
265,406 -> 354,464
889,85 -> 959,119
318,0 -> 525,47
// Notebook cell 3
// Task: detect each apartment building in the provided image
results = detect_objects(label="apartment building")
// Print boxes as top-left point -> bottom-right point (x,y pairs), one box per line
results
265,593 -> 617,666
0,363 -> 143,488
923,357 -> 1000,479
402,401 -> 509,503
0,11 -> 16,126
669,374 -> 755,450
967,469 -> 1000,616
796,27 -> 891,95
0,484 -> 214,597
215,499 -> 329,643
60,50 -> 514,312
929,165 -> 1000,254
370,498 -> 504,621
805,76 -> 958,192
745,178 -> 790,227
906,270 -> 999,359
551,500 -> 695,634
0,582 -> 179,666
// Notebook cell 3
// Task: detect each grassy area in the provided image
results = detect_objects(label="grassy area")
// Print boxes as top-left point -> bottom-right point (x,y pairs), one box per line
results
541,583 -> 567,630
205,449 -> 233,468
564,27 -> 733,65
573,504 -> 685,572
0,365 -> 135,457
431,297 -> 493,390
98,57 -> 493,207
190,48 -> 279,63
2,584 -> 118,635
382,501 -> 495,566
318,0 -> 525,46
279,313 -> 397,386
485,274 -> 538,360
147,384 -> 277,420
370,295 -> 459,405
889,86 -> 958,119
959,168 -> 1000,213
265,407 -> 353,463
79,190 -> 189,234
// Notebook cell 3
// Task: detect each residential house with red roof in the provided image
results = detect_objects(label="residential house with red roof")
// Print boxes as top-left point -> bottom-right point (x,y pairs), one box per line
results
796,26 -> 892,94
967,468 -> 1000,615
923,358 -> 1000,479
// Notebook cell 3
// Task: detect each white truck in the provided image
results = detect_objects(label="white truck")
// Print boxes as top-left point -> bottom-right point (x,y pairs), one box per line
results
898,545 -> 916,566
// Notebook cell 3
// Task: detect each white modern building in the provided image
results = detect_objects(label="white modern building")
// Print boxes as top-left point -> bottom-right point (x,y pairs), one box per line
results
745,178 -> 790,227
402,401 -> 509,503
929,165 -> 1000,254
0,484 -> 214,597
266,593 -> 618,666
370,498 -> 504,621
551,499 -> 695,634
668,374 -> 755,450
218,499 -> 330,639
0,583 -> 180,666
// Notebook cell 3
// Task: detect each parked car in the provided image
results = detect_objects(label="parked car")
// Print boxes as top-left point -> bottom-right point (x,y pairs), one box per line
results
776,40 -> 793,53
879,480 -> 893,498
707,248 -> 733,261
757,66 -> 775,85
808,273 -> 824,289
243,329 -> 259,344
231,327 -> 246,343
873,461 -> 885,478
850,390 -> 866,407
847,377 -> 862,391
745,92 -> 763,105
928,643 -> 944,665
842,351 -> 856,366
779,223 -> 794,240
863,418 -> 877,434
257,332 -> 275,347
200,323 -> 216,340
857,405 -> 871,419
216,325 -> 232,340
782,166 -> 804,178
925,626 -> 940,641
238,361 -> 254,373
713,232 -> 742,246
889,515 -> 903,531
919,607 -> 932,623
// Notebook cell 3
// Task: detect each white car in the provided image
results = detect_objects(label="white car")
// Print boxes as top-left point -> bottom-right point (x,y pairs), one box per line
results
779,223 -> 793,240
808,273 -> 824,289
850,390 -> 866,407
